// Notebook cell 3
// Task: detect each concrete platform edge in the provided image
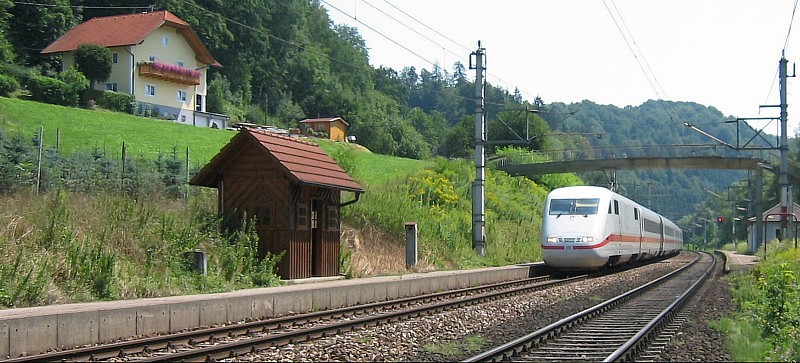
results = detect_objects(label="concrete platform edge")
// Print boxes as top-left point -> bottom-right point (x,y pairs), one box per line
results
0,263 -> 544,359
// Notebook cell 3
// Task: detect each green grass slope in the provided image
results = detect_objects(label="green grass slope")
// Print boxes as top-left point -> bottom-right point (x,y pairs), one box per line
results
0,96 -> 559,277
0,97 -> 236,168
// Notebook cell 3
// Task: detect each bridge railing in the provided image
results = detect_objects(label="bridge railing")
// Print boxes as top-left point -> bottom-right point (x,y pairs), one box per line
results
491,144 -> 779,168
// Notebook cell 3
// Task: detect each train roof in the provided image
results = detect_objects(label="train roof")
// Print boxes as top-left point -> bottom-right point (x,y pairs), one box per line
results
547,186 -> 616,198
547,186 -> 680,227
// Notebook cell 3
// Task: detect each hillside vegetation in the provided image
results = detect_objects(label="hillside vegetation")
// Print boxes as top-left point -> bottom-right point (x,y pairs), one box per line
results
0,97 -> 580,308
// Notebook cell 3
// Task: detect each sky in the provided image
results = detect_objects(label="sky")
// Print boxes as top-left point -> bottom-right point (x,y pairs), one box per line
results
321,0 -> 800,136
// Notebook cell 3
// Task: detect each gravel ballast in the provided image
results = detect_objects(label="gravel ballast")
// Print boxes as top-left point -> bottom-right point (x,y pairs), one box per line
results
229,253 -> 738,362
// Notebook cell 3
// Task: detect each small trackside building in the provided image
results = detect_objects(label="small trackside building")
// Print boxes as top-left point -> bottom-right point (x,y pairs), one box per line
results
190,128 -> 364,279
299,117 -> 350,142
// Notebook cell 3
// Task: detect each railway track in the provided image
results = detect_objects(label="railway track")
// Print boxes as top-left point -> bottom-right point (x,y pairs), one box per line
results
463,251 -> 715,362
5,272 -> 588,362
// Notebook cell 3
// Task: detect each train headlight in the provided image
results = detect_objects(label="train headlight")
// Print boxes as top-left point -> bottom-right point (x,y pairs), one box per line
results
583,236 -> 594,243
546,236 -> 558,243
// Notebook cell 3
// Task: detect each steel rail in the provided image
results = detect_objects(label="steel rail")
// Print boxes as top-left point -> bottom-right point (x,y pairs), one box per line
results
3,274 -> 574,362
462,251 -> 711,362
133,274 -> 587,362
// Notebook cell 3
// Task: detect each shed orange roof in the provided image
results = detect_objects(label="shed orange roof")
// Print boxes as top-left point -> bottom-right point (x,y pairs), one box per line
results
191,129 -> 363,193
41,10 -> 220,67
299,117 -> 349,126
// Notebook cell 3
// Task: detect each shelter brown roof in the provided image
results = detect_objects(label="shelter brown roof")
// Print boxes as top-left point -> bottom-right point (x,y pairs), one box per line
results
190,129 -> 364,193
41,10 -> 220,67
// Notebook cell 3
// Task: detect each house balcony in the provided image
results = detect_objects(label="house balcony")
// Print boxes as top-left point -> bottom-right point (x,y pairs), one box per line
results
138,61 -> 200,85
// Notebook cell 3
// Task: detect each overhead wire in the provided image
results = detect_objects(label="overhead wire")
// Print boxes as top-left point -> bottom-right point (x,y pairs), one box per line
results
321,0 -> 437,71
322,0 -> 488,106
608,0 -> 669,100
179,0 -> 368,75
12,1 -> 152,10
328,0 -> 542,105
359,0 -> 467,65
762,0 -> 799,115
783,0 -> 799,51
323,0 -> 521,107
179,0 -> 483,105
601,0 -> 681,124
373,0 -> 541,103
601,0 -> 663,101
380,0 -> 471,53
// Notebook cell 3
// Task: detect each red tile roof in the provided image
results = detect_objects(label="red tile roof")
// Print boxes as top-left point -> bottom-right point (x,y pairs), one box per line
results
41,10 -> 220,67
191,129 -> 363,193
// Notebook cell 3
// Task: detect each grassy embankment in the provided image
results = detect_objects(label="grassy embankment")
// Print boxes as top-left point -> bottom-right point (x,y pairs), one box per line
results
710,240 -> 800,361
0,97 -> 555,307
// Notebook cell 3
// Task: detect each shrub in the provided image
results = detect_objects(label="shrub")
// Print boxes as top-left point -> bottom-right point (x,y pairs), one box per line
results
0,63 -> 37,88
0,74 -> 18,96
97,91 -> 136,114
27,75 -> 71,106
56,68 -> 88,106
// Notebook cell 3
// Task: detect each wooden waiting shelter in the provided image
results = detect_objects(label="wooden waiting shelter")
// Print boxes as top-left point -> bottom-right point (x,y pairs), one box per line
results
190,128 -> 364,279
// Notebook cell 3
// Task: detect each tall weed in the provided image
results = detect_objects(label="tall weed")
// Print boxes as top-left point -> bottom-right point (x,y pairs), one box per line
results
725,247 -> 800,361
342,157 -> 550,271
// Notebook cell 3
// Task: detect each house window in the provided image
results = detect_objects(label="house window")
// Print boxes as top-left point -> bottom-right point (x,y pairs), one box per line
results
327,206 -> 339,231
105,82 -> 118,92
148,55 -> 157,62
296,203 -> 308,230
311,208 -> 318,229
177,90 -> 187,102
162,35 -> 168,47
176,61 -> 184,67
111,53 -> 118,64
145,84 -> 156,96
255,206 -> 271,226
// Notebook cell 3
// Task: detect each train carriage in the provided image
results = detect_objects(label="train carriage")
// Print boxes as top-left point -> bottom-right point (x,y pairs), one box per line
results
541,186 -> 683,269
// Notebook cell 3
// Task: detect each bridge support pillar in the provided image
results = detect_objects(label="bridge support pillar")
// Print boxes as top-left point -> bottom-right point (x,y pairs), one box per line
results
753,167 -> 764,253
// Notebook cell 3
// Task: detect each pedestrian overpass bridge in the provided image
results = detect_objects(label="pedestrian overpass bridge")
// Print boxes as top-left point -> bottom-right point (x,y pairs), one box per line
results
489,144 -> 800,181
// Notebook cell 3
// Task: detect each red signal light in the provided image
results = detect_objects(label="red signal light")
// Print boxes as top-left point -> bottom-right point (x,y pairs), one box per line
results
716,216 -> 724,223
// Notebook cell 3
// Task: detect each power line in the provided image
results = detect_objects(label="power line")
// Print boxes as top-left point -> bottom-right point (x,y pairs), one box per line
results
380,0 -> 470,53
324,0 -> 541,105
608,0 -> 669,100
180,0 -> 365,75
762,0 -> 799,114
361,0 -> 467,63
601,0 -> 683,126
601,0 -> 663,101
321,0 -> 438,71
182,0 -> 487,106
784,0 -> 799,52
12,1 -> 153,10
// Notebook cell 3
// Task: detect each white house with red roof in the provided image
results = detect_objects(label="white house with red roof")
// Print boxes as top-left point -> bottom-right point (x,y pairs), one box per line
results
41,10 -> 228,129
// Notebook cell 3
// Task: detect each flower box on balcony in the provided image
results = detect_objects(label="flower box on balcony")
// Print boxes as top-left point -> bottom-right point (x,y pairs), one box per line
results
139,61 -> 201,85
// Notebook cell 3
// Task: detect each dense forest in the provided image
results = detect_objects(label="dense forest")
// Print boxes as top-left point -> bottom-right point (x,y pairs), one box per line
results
0,0 -> 795,224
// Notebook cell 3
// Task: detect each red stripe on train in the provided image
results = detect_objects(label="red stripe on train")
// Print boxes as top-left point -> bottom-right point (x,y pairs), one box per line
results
543,234 -> 683,250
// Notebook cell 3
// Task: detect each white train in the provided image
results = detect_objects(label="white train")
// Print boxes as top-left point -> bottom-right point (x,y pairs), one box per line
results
541,186 -> 683,269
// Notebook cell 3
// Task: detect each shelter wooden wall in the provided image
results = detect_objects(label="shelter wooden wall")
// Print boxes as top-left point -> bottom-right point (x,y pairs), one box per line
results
218,143 -> 341,279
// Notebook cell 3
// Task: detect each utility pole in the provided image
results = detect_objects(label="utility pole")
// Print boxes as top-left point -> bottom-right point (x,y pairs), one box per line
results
470,42 -> 486,256
779,55 -> 795,242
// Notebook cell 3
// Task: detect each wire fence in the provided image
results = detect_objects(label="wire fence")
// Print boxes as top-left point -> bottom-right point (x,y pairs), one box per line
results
0,123 -> 203,200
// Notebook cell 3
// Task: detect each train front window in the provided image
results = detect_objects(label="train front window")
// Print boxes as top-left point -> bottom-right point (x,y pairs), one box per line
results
549,198 -> 600,215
